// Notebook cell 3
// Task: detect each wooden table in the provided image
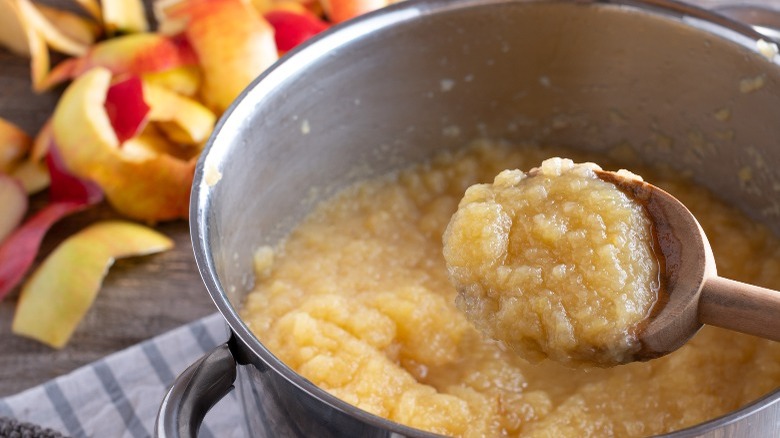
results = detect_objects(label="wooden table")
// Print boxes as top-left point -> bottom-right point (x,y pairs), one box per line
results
0,49 -> 216,397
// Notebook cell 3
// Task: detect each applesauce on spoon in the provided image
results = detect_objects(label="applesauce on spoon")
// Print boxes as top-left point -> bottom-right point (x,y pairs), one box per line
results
443,158 -> 780,368
442,158 -> 661,367
242,141 -> 780,437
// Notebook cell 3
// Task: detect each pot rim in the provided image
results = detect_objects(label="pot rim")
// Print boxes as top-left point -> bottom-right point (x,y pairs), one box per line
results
190,0 -> 779,436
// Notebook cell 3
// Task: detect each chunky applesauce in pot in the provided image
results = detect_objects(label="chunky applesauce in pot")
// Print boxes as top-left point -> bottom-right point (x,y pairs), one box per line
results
242,141 -> 780,437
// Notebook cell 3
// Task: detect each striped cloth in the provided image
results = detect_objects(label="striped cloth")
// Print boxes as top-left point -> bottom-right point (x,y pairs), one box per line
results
0,313 -> 244,438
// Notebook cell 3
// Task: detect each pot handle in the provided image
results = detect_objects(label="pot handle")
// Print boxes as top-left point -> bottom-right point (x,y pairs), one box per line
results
155,343 -> 237,438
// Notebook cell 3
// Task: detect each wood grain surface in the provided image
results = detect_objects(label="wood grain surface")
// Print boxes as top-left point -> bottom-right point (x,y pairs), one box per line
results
0,0 -> 777,398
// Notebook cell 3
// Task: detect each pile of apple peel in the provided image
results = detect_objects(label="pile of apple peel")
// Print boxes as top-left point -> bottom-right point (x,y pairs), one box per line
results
0,0 -> 402,348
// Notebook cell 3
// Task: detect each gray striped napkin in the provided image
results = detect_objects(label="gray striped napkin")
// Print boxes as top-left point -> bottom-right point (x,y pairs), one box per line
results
0,313 -> 244,438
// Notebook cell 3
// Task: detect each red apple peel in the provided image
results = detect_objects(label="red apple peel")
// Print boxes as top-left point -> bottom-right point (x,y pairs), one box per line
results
265,9 -> 329,52
105,75 -> 150,143
0,145 -> 102,300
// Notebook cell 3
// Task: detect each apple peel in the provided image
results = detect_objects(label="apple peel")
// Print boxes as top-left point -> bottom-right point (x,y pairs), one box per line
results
141,66 -> 201,97
47,143 -> 103,205
264,9 -> 328,53
0,0 -> 30,56
0,145 -> 103,301
0,202 -> 84,301
0,0 -> 50,91
52,67 -> 119,164
165,0 -> 278,113
101,0 -> 149,35
31,120 -> 52,162
15,0 -> 90,56
27,16 -> 51,92
12,220 -> 173,348
320,0 -> 390,23
121,128 -> 169,158
0,173 -> 27,243
37,4 -> 101,46
40,33 -> 197,91
271,1 -> 310,14
53,67 -> 193,221
0,117 -> 32,173
144,80 -> 215,145
0,118 -> 49,194
10,159 -> 50,194
105,75 -> 150,144
74,0 -> 101,20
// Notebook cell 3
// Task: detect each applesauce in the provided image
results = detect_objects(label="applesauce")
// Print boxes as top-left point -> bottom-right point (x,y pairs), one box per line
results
242,141 -> 780,437
443,158 -> 660,367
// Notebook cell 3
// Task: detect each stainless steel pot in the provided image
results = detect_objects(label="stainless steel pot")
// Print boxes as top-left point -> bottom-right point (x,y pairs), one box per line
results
156,0 -> 780,436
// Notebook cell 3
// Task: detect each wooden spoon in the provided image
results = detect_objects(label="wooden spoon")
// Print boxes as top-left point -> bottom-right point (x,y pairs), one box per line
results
595,170 -> 780,361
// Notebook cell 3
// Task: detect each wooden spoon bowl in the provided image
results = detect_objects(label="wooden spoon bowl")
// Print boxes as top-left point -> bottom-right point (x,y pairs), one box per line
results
596,170 -> 780,361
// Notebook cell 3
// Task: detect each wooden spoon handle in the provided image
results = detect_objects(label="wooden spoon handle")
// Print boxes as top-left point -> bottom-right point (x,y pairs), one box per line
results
699,276 -> 780,341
